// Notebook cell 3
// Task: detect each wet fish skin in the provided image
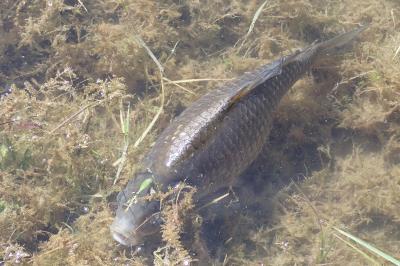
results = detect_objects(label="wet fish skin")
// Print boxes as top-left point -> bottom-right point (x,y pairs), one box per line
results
110,26 -> 367,247
145,58 -> 304,195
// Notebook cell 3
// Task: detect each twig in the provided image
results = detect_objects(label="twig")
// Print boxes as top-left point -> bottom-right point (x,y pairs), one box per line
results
236,0 -> 270,52
48,101 -> 101,134
77,0 -> 88,13
163,77 -> 196,95
164,78 -> 233,84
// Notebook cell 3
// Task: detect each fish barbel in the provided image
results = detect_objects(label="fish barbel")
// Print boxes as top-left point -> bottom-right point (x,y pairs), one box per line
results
111,26 -> 367,246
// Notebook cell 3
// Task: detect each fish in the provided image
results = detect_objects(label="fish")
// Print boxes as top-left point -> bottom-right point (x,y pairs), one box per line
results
110,26 -> 367,246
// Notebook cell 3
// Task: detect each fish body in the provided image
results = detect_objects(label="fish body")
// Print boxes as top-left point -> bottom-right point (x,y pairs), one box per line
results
111,26 -> 366,246
146,57 -> 300,196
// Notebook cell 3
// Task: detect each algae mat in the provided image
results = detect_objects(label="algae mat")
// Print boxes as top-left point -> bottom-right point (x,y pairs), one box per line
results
0,0 -> 399,265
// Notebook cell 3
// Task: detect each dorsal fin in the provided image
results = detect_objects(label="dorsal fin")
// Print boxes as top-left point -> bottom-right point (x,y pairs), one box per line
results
224,58 -> 284,111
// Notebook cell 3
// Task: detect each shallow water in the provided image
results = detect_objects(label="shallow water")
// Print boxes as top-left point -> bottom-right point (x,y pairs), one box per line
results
0,0 -> 399,265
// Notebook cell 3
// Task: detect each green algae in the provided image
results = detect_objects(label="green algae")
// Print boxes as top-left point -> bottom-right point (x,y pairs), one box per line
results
0,0 -> 399,265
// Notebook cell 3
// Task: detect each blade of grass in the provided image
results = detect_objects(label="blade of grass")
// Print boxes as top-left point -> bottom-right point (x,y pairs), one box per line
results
197,192 -> 230,211
113,103 -> 131,185
137,178 -> 153,194
164,40 -> 180,64
132,34 -> 165,149
133,35 -> 164,73
123,103 -> 130,134
333,227 -> 400,265
333,233 -> 380,266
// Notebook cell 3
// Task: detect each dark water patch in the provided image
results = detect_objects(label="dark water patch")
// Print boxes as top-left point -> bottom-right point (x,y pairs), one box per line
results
16,224 -> 59,253
2,16 -> 13,32
66,27 -> 88,44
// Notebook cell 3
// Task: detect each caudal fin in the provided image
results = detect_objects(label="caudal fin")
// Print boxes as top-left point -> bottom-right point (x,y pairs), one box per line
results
284,25 -> 367,66
317,25 -> 368,54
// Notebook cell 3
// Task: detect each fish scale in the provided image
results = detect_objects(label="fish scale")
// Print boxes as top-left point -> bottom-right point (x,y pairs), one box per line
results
110,26 -> 367,247
146,60 -> 308,195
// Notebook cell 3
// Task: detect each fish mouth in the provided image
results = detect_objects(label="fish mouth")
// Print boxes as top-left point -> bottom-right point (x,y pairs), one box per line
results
110,226 -> 139,246
110,215 -> 159,246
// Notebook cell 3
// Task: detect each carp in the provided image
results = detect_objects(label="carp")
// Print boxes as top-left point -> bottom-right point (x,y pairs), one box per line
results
110,26 -> 366,246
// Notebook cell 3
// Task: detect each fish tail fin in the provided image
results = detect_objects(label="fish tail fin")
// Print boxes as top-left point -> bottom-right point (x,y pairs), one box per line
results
316,25 -> 368,54
283,25 -> 367,66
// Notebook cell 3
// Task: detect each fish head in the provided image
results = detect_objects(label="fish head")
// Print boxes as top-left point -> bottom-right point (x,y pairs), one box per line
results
110,173 -> 162,246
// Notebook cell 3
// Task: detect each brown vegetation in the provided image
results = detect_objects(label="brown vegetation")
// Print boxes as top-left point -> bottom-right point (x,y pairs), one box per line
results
0,0 -> 399,265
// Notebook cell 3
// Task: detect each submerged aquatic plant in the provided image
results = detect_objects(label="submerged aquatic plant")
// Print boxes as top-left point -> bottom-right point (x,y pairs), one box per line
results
333,227 -> 400,266
0,0 -> 399,265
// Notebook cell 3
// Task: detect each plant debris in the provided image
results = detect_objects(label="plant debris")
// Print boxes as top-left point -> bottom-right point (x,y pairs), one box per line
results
0,0 -> 399,265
